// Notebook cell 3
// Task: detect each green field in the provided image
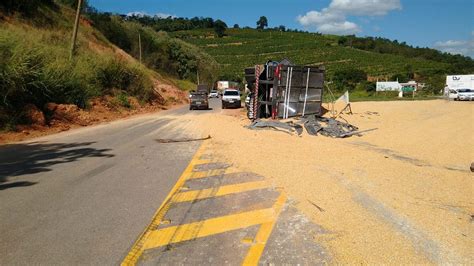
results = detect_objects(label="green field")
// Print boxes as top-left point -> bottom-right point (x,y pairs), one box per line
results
171,28 -> 451,81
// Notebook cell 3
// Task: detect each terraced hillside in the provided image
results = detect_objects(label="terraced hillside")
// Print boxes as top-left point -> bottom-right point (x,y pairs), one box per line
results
171,28 -> 451,81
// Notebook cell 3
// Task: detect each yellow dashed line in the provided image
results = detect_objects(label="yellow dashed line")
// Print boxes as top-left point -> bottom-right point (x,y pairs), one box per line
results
121,141 -> 208,266
187,169 -> 223,179
122,142 -> 286,266
187,166 -> 240,180
173,180 -> 271,203
242,191 -> 287,266
143,207 -> 278,250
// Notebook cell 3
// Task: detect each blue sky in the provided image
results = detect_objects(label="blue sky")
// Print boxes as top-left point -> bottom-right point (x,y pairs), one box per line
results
89,0 -> 474,57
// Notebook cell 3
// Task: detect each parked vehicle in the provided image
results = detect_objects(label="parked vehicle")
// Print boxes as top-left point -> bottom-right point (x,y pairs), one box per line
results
457,89 -> 474,101
221,89 -> 241,109
448,89 -> 458,100
189,92 -> 209,110
209,90 -> 219,98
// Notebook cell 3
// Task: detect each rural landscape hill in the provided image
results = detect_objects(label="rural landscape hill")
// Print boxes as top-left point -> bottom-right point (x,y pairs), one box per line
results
170,28 -> 474,91
1,0 -> 474,133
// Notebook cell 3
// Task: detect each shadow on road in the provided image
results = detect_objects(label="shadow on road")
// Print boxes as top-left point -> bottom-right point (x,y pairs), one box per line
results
0,181 -> 37,190
0,142 -> 114,187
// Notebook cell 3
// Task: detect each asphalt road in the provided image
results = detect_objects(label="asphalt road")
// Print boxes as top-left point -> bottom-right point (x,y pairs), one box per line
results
0,99 -> 222,265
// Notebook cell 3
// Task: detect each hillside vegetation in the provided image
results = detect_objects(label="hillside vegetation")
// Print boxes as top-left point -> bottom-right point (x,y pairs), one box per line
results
88,12 -> 218,84
0,1 -> 208,130
170,28 -> 473,92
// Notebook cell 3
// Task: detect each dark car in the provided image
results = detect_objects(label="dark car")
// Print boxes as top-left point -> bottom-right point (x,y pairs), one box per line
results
189,92 -> 209,110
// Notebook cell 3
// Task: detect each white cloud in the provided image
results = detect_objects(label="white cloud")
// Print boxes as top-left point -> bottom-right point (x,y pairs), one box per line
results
297,9 -> 344,26
329,0 -> 402,16
297,0 -> 401,35
434,39 -> 474,58
297,9 -> 360,34
126,11 -> 176,19
317,21 -> 361,35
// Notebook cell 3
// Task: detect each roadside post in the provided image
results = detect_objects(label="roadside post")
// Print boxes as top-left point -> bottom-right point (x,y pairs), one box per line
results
70,0 -> 83,60
138,32 -> 142,64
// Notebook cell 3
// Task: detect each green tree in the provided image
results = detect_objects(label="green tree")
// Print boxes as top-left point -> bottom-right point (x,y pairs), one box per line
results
333,68 -> 367,91
403,64 -> 414,79
214,19 -> 227,37
390,73 -> 411,83
338,36 -> 348,46
256,16 -> 268,30
58,0 -> 89,9
233,24 -> 240,29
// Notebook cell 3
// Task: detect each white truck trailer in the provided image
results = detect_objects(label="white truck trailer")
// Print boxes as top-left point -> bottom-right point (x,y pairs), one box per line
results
446,75 -> 474,90
446,75 -> 474,100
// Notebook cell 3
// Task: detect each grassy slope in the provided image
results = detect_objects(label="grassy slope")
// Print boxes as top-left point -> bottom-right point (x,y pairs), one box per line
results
171,28 -> 450,80
0,4 -> 194,129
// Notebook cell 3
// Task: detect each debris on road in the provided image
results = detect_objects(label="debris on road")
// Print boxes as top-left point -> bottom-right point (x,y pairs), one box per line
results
307,200 -> 325,212
300,116 -> 360,138
155,135 -> 211,143
247,116 -> 376,138
247,120 -> 303,135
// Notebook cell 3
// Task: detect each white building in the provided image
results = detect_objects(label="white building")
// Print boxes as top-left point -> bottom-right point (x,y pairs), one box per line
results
377,80 -> 423,92
376,81 -> 402,92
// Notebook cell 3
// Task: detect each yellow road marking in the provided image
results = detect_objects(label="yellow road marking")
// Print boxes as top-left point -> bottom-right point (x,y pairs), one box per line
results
173,180 -> 271,203
143,207 -> 278,250
242,191 -> 287,266
122,141 -> 286,266
187,166 -> 241,180
187,169 -> 223,179
121,141 -> 208,266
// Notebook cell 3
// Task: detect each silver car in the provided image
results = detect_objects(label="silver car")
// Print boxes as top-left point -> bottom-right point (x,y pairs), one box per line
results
208,90 -> 219,98
456,89 -> 474,101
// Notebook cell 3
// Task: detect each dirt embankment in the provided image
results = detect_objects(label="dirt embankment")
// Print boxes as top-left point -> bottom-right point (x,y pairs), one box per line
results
182,100 -> 473,264
0,81 -> 188,144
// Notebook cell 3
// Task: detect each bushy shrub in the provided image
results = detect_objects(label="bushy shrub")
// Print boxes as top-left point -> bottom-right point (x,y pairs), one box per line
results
0,25 -> 155,129
94,58 -> 154,101
115,93 -> 131,108
333,68 -> 368,92
0,0 -> 55,15
0,39 -> 90,115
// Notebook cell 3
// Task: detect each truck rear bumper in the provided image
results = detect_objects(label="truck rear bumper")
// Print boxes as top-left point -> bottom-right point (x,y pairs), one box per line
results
190,103 -> 209,110
222,100 -> 241,108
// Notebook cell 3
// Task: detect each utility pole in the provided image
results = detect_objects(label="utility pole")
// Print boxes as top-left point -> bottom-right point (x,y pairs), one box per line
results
197,69 -> 200,85
70,0 -> 83,60
138,32 -> 142,64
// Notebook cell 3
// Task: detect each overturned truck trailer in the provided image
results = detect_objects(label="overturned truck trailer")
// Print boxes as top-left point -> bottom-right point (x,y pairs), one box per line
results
245,60 -> 325,120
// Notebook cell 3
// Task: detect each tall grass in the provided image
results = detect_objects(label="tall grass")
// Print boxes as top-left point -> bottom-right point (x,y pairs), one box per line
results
0,23 -> 154,129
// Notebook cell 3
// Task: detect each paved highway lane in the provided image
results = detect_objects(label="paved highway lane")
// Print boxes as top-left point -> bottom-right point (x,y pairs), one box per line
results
0,100 -> 221,265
